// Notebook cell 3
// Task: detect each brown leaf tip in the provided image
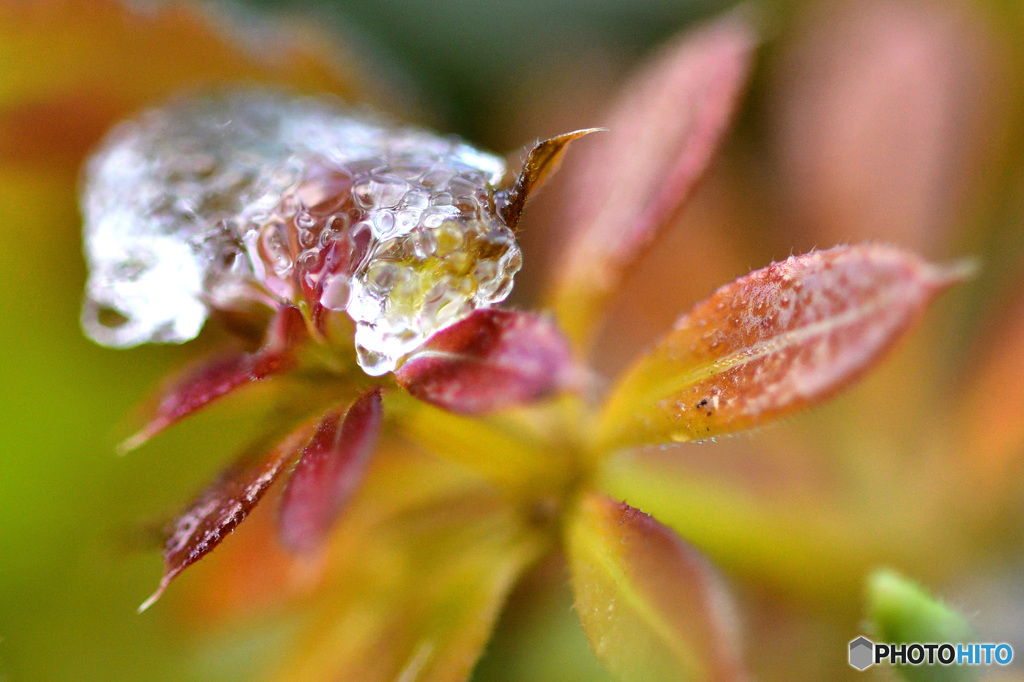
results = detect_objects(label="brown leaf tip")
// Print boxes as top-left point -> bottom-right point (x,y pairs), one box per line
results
499,129 -> 604,228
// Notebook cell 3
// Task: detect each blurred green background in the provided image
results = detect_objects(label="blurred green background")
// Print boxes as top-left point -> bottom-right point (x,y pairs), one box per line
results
3,0 -> 1024,680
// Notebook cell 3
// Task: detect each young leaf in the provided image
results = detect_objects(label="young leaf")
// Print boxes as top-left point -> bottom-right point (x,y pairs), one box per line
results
271,490 -> 546,682
867,569 -> 980,682
120,306 -> 305,452
139,419 -> 317,612
567,494 -> 746,682
184,433 -> 491,622
394,309 -> 579,415
599,245 -> 970,452
278,388 -> 383,553
548,11 -> 757,352
499,128 -> 604,228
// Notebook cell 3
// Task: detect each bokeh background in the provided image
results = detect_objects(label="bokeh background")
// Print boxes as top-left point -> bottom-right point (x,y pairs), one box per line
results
2,0 -> 1024,680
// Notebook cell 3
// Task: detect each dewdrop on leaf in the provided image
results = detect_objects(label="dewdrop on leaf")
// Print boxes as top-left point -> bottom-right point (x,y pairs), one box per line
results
80,89 -> 532,375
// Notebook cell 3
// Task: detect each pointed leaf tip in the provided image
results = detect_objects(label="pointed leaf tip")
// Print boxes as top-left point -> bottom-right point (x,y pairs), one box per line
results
600,245 -> 964,451
500,128 -> 604,228
550,11 -> 758,352
278,389 -> 383,553
394,309 -> 579,415
119,306 -> 305,453
137,583 -> 167,614
567,494 -> 746,682
118,352 -> 260,455
141,423 -> 315,610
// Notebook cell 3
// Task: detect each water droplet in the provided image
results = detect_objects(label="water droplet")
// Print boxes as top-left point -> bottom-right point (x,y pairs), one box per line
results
447,176 -> 478,198
298,227 -> 318,249
372,210 -> 396,239
420,167 -> 454,189
320,274 -> 351,311
365,260 -> 399,295
323,213 -> 351,241
258,222 -> 294,276
402,190 -> 430,210
412,229 -> 438,259
81,89 -> 518,375
296,250 -> 321,274
394,210 -> 419,235
355,341 -> 389,376
430,191 -> 453,207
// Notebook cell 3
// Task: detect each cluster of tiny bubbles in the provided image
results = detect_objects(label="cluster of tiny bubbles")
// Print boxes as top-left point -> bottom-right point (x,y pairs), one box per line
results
80,89 -> 521,375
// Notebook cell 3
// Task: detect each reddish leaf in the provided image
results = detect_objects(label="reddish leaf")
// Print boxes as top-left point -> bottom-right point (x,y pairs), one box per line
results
394,309 -> 578,415
278,388 -> 383,553
549,11 -> 757,352
567,494 -> 746,682
139,421 -> 317,612
599,245 -> 970,451
120,306 -> 306,452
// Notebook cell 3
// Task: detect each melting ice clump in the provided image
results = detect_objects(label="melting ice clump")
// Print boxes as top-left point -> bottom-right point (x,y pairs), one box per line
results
81,90 -> 521,375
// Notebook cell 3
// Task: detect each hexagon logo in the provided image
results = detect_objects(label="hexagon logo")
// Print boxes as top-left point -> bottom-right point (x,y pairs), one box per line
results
849,636 -> 874,670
